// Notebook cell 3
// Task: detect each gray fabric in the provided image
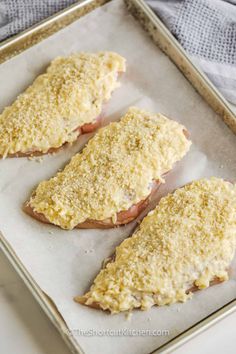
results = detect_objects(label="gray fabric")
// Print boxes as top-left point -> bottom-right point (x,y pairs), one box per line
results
147,0 -> 236,104
0,1 -> 236,104
0,0 -> 77,42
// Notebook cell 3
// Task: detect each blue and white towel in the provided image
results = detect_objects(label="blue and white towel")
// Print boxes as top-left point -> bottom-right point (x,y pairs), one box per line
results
0,0 -> 236,103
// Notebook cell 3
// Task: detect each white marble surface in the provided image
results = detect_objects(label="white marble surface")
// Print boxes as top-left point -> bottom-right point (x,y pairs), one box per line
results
0,249 -> 235,354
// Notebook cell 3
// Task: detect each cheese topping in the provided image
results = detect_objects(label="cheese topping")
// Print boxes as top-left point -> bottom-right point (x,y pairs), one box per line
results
77,178 -> 236,313
29,107 -> 190,229
0,52 -> 126,156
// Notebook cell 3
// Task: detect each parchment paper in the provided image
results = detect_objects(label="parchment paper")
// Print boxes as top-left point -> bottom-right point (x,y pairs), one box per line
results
0,1 -> 236,353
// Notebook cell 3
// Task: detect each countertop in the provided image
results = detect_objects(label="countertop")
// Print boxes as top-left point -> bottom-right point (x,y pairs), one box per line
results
0,249 -> 235,354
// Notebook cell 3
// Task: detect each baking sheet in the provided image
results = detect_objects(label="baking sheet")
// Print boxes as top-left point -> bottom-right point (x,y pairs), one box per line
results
0,1 -> 236,354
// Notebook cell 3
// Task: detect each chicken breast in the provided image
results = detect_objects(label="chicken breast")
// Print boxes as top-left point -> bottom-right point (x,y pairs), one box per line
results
5,114 -> 103,158
24,179 -> 161,229
24,107 -> 191,229
0,52 -> 126,158
75,178 -> 236,313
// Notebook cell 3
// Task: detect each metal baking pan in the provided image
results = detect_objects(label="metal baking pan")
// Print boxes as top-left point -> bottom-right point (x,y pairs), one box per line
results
0,1 -> 235,353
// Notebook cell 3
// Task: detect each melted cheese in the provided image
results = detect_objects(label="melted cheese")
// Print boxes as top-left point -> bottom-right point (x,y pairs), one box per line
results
0,52 -> 126,157
29,107 -> 191,229
76,178 -> 236,313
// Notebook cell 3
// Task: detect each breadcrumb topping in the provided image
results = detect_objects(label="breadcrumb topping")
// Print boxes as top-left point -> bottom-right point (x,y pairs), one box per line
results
29,107 -> 190,229
0,52 -> 126,157
77,178 -> 236,313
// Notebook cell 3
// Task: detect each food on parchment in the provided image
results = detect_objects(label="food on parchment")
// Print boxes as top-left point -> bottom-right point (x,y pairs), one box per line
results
24,107 -> 190,229
76,178 -> 236,313
0,52 -> 125,157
